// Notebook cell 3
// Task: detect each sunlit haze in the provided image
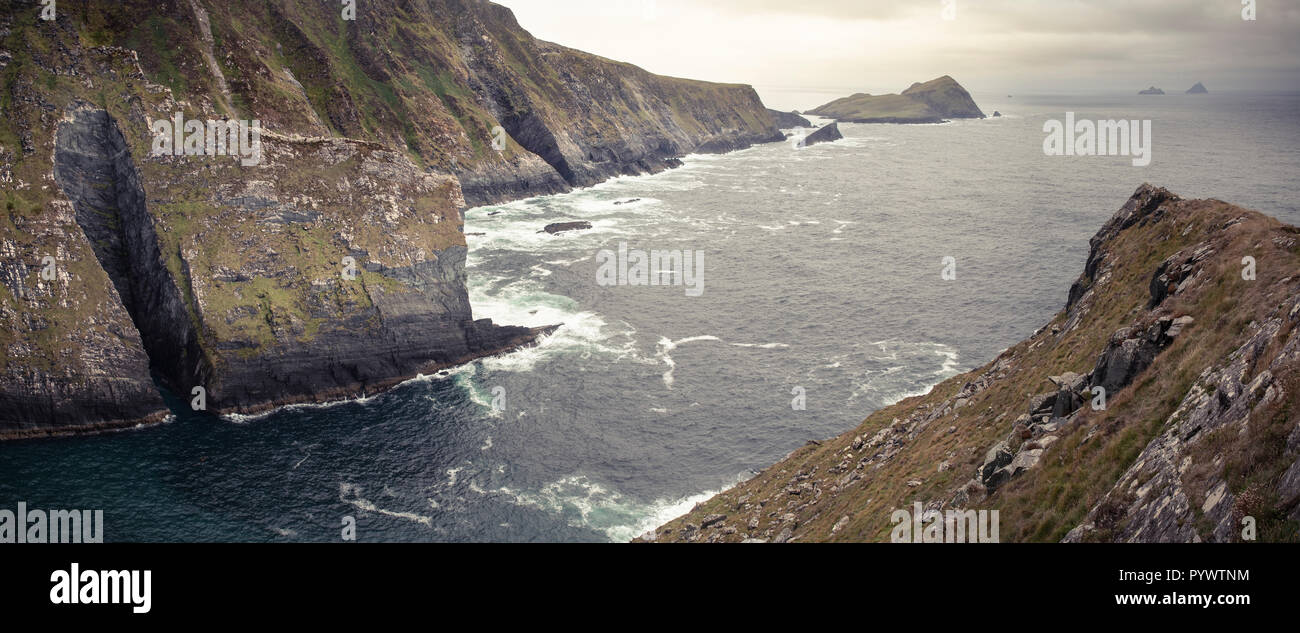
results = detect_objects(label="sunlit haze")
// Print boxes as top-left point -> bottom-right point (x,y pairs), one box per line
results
499,0 -> 1300,110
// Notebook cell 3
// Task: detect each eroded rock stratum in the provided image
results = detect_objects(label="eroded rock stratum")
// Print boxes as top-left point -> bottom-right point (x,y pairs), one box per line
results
0,0 -> 782,436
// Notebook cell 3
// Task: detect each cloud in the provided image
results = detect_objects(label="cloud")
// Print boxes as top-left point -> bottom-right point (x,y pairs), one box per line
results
497,0 -> 1300,109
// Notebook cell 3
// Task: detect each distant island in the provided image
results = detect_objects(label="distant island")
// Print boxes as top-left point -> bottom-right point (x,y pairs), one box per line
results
807,75 -> 985,124
1139,86 -> 1165,95
1186,82 -> 1208,94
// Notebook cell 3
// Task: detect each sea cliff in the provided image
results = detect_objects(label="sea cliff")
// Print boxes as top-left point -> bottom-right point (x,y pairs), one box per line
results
0,0 -> 782,437
652,185 -> 1300,542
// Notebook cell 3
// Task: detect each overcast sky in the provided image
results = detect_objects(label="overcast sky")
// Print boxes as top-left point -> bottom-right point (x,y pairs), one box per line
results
497,0 -> 1300,111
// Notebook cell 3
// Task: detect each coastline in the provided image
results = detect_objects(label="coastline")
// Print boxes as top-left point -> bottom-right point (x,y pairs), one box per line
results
0,324 -> 560,442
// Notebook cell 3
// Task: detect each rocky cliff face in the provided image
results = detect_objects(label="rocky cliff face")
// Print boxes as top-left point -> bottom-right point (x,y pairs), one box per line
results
37,0 -> 781,208
807,76 -> 984,124
0,0 -> 778,437
652,185 -> 1300,543
767,109 -> 811,129
799,121 -> 842,147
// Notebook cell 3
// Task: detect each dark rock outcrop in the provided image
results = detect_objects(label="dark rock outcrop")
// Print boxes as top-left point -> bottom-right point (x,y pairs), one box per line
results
1138,86 -> 1165,95
53,105 -> 212,419
3,0 -> 777,436
539,221 -> 592,235
768,109 -> 812,129
799,122 -> 843,147
654,184 -> 1300,543
1186,82 -> 1208,94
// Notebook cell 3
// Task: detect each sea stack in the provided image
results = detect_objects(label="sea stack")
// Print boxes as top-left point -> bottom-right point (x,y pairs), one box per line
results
1186,82 -> 1208,94
1139,86 -> 1165,95
799,122 -> 844,147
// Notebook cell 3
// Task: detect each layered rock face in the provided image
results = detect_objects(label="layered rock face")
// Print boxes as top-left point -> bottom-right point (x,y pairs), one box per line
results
807,76 -> 985,124
0,0 -> 777,436
78,0 -> 780,207
767,109 -> 812,129
653,185 -> 1300,543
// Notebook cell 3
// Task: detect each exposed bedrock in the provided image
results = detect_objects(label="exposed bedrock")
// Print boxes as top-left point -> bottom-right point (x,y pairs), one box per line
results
0,0 -> 783,435
207,242 -> 555,417
768,109 -> 812,129
53,104 -> 213,403
800,122 -> 844,147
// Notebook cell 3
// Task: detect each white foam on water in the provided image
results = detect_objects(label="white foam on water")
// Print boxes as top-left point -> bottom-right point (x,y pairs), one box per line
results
221,393 -> 375,423
496,472 -> 750,542
814,340 -> 964,409
467,274 -> 644,374
543,256 -> 590,266
568,194 -> 661,216
468,215 -> 630,254
879,383 -> 939,407
933,348 -> 962,377
339,482 -> 433,528
450,366 -> 504,418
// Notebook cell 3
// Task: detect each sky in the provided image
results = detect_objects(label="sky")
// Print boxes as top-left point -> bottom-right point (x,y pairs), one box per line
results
496,0 -> 1300,111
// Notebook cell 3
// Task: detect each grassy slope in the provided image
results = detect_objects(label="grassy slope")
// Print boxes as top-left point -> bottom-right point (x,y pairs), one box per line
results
0,10 -> 171,379
655,187 -> 1300,543
808,76 -> 981,121
1,0 -> 778,408
808,93 -> 937,121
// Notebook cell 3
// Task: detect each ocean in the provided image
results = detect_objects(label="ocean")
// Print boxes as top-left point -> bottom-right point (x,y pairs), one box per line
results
2,91 -> 1297,542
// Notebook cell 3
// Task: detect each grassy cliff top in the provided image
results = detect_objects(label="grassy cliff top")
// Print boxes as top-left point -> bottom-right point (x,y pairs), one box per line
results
652,185 -> 1300,543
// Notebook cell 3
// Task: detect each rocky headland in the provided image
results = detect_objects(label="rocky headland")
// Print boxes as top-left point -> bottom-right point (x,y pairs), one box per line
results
652,185 -> 1300,542
767,109 -> 812,129
0,0 -> 783,437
